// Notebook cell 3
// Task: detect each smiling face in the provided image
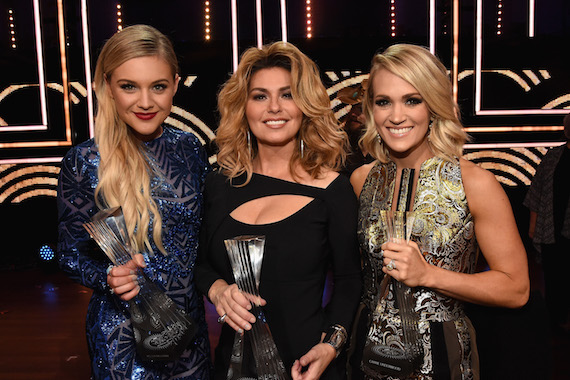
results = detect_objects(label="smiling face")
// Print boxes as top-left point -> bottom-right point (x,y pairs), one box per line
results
106,55 -> 179,141
245,67 -> 303,152
372,68 -> 432,165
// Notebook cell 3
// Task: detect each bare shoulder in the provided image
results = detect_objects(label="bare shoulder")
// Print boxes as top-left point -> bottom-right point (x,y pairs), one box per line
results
460,158 -> 499,192
459,158 -> 508,214
350,161 -> 376,198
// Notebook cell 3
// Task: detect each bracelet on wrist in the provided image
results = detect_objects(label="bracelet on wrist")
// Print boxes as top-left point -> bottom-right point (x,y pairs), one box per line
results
322,324 -> 348,358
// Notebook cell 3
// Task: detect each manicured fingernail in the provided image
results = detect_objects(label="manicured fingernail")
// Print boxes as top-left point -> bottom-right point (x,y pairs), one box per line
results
244,323 -> 251,330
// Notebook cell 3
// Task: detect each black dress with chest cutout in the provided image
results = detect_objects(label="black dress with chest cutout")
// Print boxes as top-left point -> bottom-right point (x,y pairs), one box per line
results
196,170 -> 362,379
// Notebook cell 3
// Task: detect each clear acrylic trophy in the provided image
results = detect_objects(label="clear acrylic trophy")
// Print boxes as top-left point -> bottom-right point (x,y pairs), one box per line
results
224,235 -> 289,380
361,210 -> 423,377
83,207 -> 197,361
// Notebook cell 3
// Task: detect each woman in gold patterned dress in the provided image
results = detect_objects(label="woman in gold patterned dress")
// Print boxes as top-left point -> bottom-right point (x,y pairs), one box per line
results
348,44 -> 530,380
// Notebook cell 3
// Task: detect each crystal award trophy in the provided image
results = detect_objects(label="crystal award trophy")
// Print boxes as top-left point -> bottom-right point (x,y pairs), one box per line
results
83,206 -> 197,361
361,210 -> 423,378
224,235 -> 289,380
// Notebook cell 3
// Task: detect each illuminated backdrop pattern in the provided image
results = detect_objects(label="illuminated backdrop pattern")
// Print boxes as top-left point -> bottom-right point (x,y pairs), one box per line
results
0,0 -> 570,199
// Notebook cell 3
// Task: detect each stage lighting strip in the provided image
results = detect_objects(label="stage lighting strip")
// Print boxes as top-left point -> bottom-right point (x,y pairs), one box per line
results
475,0 -> 568,116
528,0 -> 535,37
256,0 -> 263,47
390,0 -> 396,37
57,0 -> 72,144
81,0 -> 95,137
204,1 -> 211,41
280,0 -> 288,42
429,0 -> 435,53
496,0 -> 503,35
8,9 -> 17,49
0,0 -> 73,148
230,0 -> 238,72
464,126 -> 563,133
116,4 -> 123,31
452,0 -> 459,102
306,0 -> 312,39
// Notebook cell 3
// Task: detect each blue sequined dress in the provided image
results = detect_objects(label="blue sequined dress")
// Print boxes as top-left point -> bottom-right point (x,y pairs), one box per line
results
57,126 -> 212,379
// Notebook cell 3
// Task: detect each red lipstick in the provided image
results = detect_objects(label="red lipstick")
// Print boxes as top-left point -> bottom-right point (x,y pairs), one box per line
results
135,112 -> 157,120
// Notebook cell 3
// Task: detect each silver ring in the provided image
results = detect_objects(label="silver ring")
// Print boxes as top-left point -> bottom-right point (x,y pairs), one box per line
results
386,260 -> 396,271
217,313 -> 227,324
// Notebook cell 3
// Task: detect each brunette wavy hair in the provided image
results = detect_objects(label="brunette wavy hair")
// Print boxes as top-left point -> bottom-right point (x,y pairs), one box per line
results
216,41 -> 347,184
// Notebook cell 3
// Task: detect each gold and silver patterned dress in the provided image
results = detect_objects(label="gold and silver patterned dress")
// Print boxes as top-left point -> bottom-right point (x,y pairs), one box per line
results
357,156 -> 480,380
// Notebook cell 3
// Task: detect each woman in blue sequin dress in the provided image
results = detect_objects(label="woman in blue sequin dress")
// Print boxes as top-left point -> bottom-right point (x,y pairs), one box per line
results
57,25 -> 211,379
349,44 -> 530,380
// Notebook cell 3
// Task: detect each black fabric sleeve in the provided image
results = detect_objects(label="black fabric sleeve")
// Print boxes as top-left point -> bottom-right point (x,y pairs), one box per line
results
195,170 -> 228,300
322,175 -> 362,334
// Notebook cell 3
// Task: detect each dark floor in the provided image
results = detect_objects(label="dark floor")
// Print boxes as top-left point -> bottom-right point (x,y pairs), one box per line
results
0,264 -> 568,380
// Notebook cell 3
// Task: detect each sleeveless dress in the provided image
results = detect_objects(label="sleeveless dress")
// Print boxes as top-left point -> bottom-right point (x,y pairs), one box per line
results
355,157 -> 480,380
195,171 -> 362,380
57,126 -> 212,379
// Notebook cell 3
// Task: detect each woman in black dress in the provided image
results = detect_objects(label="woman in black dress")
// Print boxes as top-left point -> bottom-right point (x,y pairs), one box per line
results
195,42 -> 362,380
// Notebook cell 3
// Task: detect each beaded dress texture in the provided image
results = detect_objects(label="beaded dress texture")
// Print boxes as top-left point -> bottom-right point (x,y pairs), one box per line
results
57,126 -> 211,379
358,157 -> 479,380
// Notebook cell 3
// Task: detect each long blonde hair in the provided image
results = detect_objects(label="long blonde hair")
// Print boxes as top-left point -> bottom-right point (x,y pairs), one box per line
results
360,44 -> 469,163
216,42 -> 347,184
93,24 -> 178,255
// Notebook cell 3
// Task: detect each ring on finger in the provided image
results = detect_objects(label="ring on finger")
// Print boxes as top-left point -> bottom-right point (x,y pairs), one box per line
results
386,259 -> 396,271
217,313 -> 227,324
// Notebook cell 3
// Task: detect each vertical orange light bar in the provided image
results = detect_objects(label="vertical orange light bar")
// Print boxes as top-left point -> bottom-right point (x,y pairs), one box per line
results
306,0 -> 312,39
80,0 -> 95,137
57,0 -> 72,141
204,1 -> 211,41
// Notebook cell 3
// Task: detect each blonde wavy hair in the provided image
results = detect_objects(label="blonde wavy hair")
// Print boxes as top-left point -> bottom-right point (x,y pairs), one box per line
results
93,24 -> 178,255
216,42 -> 347,184
360,44 -> 469,163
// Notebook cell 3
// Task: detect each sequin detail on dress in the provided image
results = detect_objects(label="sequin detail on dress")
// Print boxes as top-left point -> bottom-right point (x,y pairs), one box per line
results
57,126 -> 211,379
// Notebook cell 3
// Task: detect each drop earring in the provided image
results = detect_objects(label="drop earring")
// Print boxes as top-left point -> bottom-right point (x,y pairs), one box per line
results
247,130 -> 252,157
300,139 -> 305,159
